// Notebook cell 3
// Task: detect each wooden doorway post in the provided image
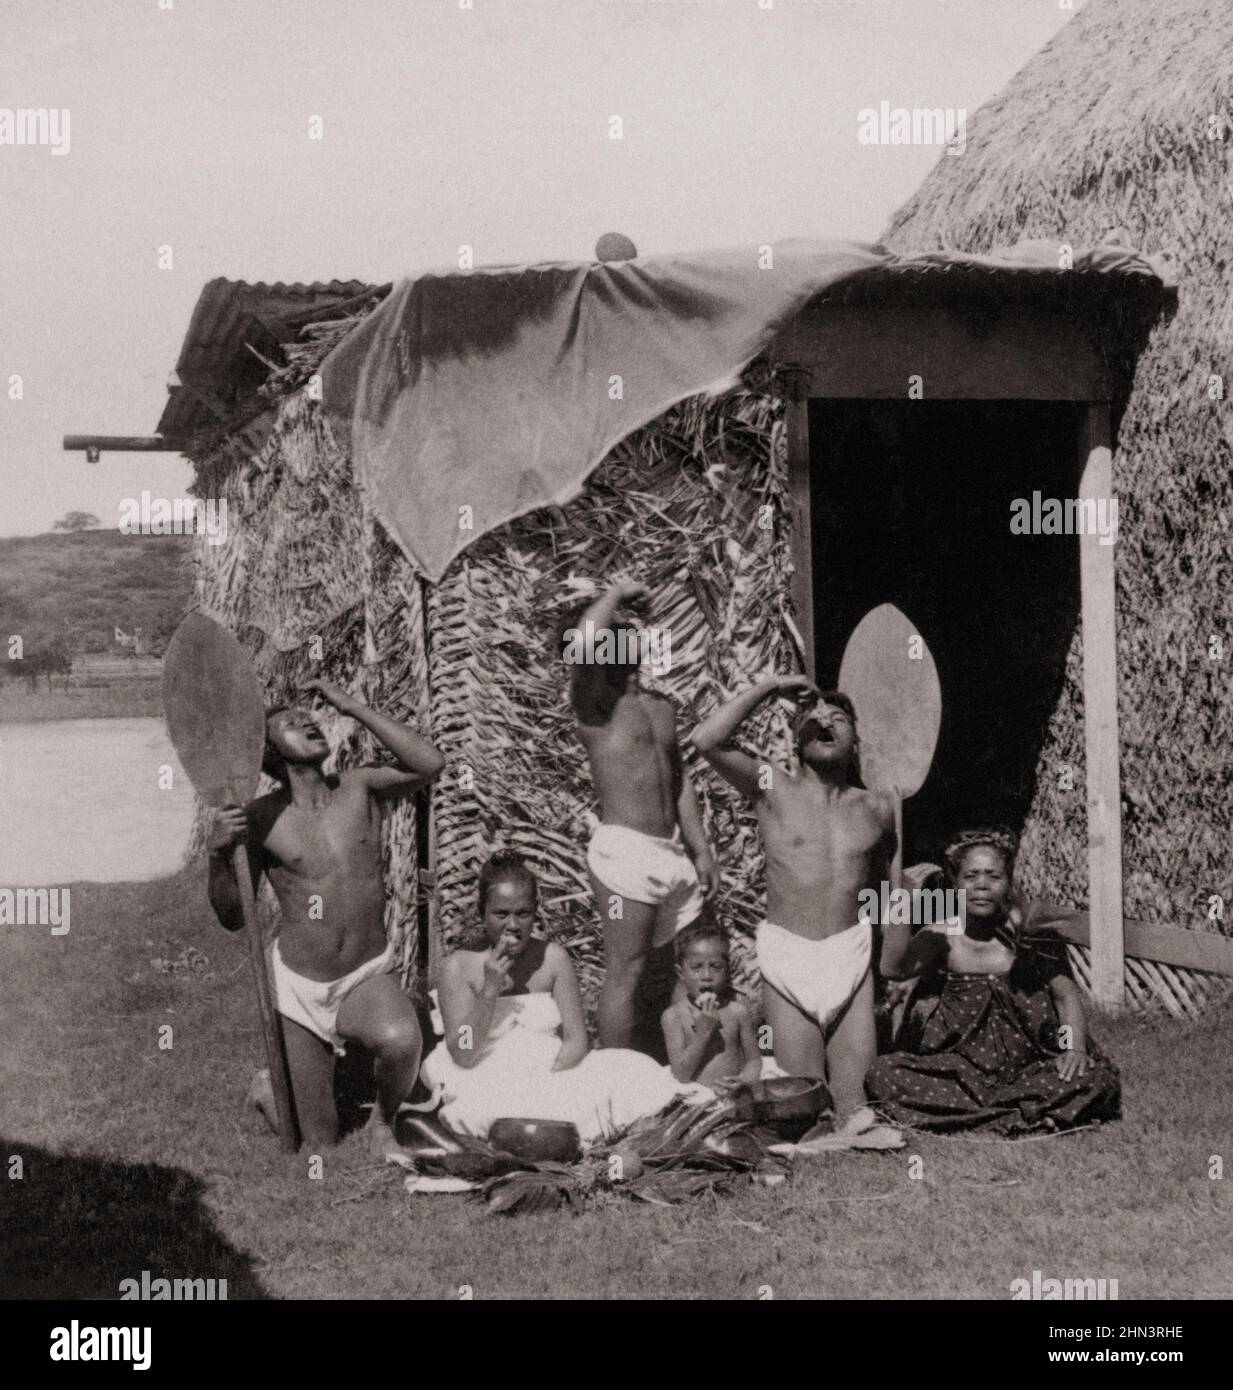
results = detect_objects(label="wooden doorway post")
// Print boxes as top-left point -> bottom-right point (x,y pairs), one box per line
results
782,366 -> 815,680
1079,402 -> 1125,1010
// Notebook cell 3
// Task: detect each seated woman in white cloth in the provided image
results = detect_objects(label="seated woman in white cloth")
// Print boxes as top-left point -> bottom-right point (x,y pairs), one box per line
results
421,850 -> 690,1144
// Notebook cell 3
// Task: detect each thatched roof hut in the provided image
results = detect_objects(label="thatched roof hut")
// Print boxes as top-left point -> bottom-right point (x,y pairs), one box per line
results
884,0 -> 1232,1015
138,224 -> 1232,1020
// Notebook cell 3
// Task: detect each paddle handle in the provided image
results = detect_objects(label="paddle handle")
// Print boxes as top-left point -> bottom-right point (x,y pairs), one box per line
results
891,792 -> 904,892
232,844 -> 298,1153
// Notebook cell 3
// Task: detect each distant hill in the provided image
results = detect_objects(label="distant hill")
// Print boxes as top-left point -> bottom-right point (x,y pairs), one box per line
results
0,530 -> 194,657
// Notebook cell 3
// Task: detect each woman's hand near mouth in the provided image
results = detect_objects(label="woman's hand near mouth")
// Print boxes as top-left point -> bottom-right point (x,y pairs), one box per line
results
481,939 -> 518,998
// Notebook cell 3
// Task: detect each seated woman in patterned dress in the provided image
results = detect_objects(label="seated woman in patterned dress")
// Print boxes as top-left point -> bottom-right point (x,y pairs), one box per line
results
868,828 -> 1120,1135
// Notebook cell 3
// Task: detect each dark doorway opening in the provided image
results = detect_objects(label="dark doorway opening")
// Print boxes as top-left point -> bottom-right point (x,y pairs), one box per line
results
808,400 -> 1085,866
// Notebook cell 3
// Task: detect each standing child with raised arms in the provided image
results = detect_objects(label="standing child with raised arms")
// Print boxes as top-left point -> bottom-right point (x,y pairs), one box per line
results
562,577 -> 718,1058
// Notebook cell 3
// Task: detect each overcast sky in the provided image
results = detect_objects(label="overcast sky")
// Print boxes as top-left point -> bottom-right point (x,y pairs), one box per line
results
0,0 -> 1077,537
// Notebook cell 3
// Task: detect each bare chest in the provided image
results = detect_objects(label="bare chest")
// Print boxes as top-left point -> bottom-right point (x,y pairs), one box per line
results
263,792 -> 380,880
582,696 -> 672,759
760,786 -> 882,865
685,1006 -> 740,1042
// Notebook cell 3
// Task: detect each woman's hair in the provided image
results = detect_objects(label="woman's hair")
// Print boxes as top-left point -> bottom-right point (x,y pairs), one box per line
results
261,705 -> 291,783
477,849 -> 539,914
943,827 -> 1019,885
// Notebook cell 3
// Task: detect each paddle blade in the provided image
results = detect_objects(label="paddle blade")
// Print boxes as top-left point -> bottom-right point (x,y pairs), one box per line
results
162,612 -> 265,807
838,603 -> 941,798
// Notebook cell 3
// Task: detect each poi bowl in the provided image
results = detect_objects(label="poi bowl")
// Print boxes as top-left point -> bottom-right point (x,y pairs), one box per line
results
489,1117 -> 581,1162
731,1076 -> 831,1138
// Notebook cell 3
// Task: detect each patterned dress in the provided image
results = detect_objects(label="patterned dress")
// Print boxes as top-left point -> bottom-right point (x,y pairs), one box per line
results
867,939 -> 1120,1134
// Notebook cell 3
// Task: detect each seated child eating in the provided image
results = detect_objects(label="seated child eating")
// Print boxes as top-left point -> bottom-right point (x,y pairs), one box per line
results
661,921 -> 762,1089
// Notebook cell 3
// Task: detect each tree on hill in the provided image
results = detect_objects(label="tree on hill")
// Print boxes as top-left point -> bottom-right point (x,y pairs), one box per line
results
43,635 -> 73,690
15,636 -> 74,692
53,511 -> 101,532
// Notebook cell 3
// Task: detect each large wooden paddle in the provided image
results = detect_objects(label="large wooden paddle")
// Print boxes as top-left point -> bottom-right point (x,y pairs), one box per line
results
163,612 -> 297,1152
838,603 -> 942,887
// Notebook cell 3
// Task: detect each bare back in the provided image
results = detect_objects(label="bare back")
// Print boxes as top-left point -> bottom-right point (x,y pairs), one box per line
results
251,772 -> 388,980
757,776 -> 893,940
576,689 -> 680,838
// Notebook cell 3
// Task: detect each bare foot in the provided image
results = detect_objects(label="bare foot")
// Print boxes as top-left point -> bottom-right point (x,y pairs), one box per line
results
835,1105 -> 876,1135
366,1113 -> 403,1158
246,1068 -> 278,1133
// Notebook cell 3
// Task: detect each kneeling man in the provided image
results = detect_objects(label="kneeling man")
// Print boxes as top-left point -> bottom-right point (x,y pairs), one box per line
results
692,678 -> 894,1130
208,679 -> 444,1153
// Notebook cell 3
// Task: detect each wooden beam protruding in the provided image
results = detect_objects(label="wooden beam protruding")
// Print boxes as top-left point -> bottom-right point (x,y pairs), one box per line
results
63,435 -> 183,452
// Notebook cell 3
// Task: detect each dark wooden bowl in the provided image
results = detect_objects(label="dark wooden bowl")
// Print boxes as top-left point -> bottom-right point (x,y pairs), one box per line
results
489,1117 -> 582,1162
731,1077 -> 831,1138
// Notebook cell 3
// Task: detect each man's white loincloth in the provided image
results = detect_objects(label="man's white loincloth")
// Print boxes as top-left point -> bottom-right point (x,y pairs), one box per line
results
586,823 -> 705,947
271,939 -> 396,1055
756,919 -> 872,1030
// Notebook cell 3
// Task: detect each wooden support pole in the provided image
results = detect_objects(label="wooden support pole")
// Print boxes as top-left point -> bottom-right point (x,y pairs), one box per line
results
1079,403 -> 1125,1010
782,367 -> 815,680
232,845 -> 298,1152
891,792 -> 904,892
423,790 -> 441,987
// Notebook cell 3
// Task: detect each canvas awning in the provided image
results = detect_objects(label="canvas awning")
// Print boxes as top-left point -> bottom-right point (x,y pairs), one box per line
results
318,238 -> 1168,582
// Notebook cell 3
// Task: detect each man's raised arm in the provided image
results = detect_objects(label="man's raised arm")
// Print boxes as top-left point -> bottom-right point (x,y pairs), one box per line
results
564,578 -> 647,722
691,674 -> 815,798
304,679 -> 445,795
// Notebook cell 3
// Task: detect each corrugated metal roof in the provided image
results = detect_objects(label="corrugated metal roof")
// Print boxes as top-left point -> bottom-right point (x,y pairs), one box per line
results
157,279 -> 384,440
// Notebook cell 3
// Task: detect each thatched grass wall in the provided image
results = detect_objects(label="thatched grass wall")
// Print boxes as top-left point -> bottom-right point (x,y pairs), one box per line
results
884,0 -> 1232,1011
418,368 -> 796,1008
189,323 -> 798,1010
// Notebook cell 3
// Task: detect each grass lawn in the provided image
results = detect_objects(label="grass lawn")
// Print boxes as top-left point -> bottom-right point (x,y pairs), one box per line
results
3,866 -> 1231,1300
